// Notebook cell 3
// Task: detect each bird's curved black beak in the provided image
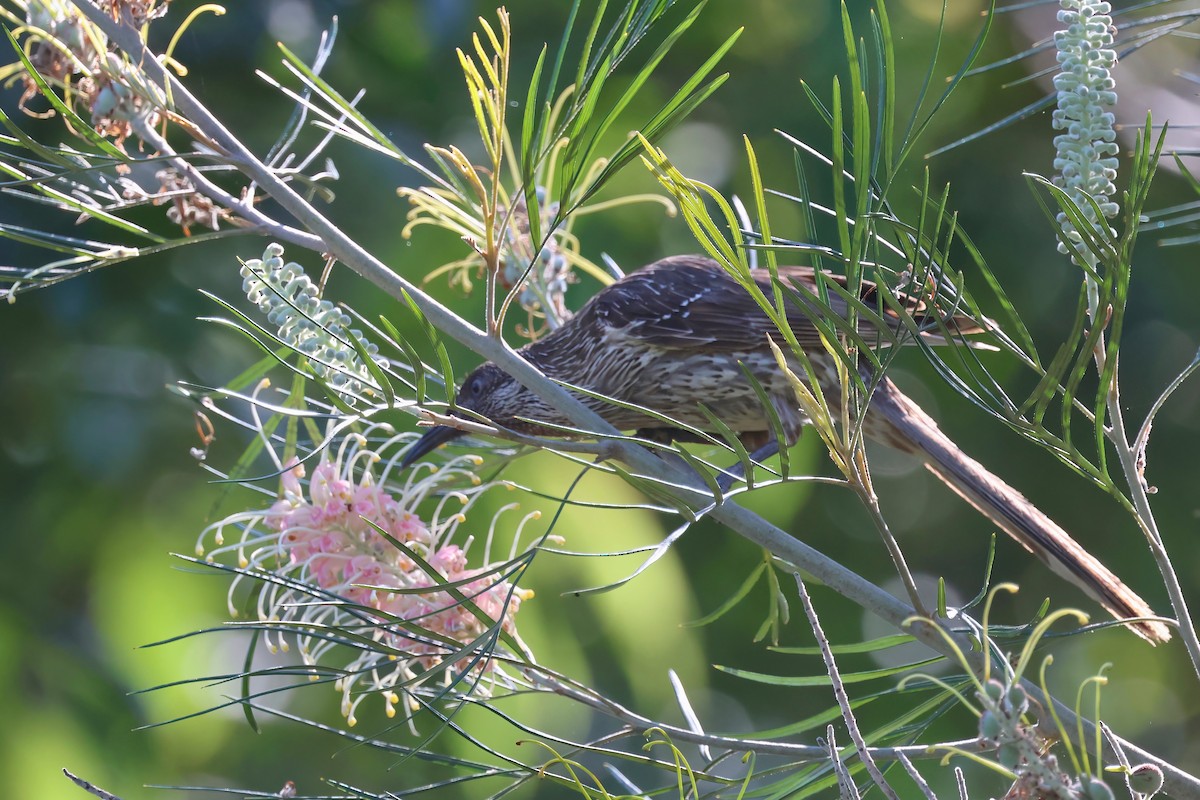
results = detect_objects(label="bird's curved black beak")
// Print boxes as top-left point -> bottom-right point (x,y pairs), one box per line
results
400,423 -> 467,468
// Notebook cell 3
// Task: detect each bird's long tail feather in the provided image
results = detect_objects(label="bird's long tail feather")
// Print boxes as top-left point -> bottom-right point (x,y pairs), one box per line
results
870,378 -> 1170,644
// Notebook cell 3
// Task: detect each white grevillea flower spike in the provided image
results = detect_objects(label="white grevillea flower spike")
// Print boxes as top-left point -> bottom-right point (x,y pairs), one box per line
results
1052,0 -> 1119,310
240,243 -> 386,400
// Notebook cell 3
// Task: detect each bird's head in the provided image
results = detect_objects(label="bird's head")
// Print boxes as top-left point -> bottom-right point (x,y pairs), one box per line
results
401,363 -> 533,467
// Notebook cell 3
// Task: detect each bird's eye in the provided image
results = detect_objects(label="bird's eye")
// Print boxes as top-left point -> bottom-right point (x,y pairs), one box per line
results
465,377 -> 482,397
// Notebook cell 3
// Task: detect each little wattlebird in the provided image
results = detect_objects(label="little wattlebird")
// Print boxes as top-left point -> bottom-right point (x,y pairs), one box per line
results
401,255 -> 1169,643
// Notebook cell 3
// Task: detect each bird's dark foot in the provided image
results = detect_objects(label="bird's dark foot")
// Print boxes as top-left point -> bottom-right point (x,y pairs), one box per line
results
633,426 -> 709,445
715,438 -> 781,492
633,428 -> 782,494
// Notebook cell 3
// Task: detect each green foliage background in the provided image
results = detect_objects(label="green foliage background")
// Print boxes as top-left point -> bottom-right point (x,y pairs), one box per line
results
2,1 -> 1200,797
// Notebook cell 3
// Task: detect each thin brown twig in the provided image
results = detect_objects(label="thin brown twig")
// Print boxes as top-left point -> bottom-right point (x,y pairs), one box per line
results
897,753 -> 938,800
63,769 -> 123,800
128,117 -> 323,252
796,574 -> 901,800
824,725 -> 861,800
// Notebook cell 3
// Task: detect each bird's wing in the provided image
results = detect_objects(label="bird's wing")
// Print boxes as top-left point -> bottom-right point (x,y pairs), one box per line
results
586,256 -> 795,350
585,255 -> 983,352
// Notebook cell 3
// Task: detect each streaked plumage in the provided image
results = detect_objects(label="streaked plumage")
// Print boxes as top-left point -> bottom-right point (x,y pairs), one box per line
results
404,255 -> 1169,643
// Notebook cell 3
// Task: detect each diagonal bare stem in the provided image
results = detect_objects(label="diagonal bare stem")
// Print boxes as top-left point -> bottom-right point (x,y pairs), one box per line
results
1101,343 -> 1200,682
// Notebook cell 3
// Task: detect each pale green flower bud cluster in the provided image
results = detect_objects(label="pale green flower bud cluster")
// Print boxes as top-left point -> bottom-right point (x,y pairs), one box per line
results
978,679 -> 1095,799
1052,0 -> 1119,258
26,1 -> 95,55
91,52 -> 163,126
241,243 -> 383,398
19,0 -> 165,149
976,677 -> 1163,799
499,187 -> 573,330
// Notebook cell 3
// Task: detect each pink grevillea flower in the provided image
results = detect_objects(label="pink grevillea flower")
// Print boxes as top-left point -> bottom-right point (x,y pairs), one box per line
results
198,419 -> 541,726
